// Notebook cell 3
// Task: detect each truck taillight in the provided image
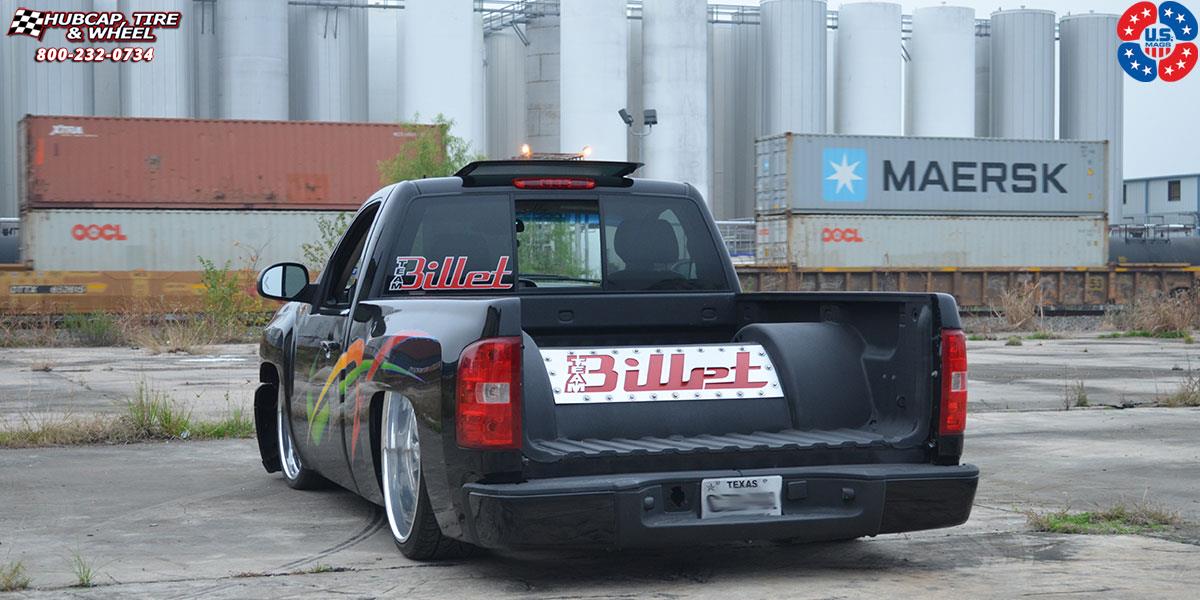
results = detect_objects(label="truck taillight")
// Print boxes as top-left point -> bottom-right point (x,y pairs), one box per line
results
512,177 -> 596,189
456,337 -> 522,449
939,328 -> 968,436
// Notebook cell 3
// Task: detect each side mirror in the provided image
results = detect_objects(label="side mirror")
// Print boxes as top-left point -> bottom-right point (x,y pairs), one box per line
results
257,262 -> 311,302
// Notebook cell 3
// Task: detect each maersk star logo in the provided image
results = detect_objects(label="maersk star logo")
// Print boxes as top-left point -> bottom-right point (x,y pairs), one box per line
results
822,148 -> 867,202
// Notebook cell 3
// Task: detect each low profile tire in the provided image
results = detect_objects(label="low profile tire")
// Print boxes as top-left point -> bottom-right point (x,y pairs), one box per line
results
382,392 -> 478,560
276,390 -> 326,490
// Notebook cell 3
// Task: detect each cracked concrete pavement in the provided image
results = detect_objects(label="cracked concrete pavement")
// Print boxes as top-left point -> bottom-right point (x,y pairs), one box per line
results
2,336 -> 1199,597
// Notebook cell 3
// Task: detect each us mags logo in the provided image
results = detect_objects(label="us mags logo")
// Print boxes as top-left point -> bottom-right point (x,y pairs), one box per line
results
822,148 -> 867,202
1118,1 -> 1197,82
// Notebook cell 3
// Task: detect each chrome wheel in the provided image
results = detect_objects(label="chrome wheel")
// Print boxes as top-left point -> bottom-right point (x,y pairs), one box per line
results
277,393 -> 301,480
382,393 -> 421,543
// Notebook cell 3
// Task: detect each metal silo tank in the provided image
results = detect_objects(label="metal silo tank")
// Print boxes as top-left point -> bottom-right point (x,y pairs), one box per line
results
525,15 -> 561,154
93,0 -> 122,116
760,0 -> 826,135
218,0 -> 288,120
989,9 -> 1055,139
288,0 -> 368,122
642,0 -> 710,200
367,2 -> 402,123
906,5 -> 975,137
1060,13 -> 1122,223
560,0 -> 627,161
975,24 -> 991,137
402,0 -> 483,154
193,0 -> 218,119
120,0 -> 194,118
835,2 -> 902,135
711,21 -> 761,220
1,0 -> 95,218
485,27 -> 528,159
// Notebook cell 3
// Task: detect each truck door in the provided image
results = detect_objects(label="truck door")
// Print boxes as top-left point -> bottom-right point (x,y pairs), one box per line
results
291,204 -> 379,489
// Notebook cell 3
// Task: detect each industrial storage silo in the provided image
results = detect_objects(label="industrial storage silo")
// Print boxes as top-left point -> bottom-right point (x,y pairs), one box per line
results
711,21 -> 762,219
1,0 -> 96,218
402,0 -> 483,153
835,2 -> 902,135
367,3 -> 402,123
906,5 -> 975,137
975,23 -> 991,137
93,0 -> 122,116
1060,13 -> 1122,223
526,15 -> 561,154
760,0 -> 826,136
120,0 -> 194,118
486,28 -> 528,159
288,0 -> 368,122
642,0 -> 710,200
989,9 -> 1055,139
560,0 -> 628,161
193,0 -> 218,119
218,0 -> 288,120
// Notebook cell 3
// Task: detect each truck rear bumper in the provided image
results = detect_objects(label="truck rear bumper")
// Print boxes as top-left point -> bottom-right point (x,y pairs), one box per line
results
461,463 -> 979,549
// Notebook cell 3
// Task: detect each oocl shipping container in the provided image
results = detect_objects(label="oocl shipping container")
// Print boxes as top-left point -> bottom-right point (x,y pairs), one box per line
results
20,116 -> 437,210
756,133 -> 1109,216
755,214 -> 1109,268
21,209 -> 353,271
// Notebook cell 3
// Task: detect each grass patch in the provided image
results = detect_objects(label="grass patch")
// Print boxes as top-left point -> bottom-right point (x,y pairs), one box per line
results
1005,336 -> 1023,347
0,383 -> 256,448
1025,331 -> 1062,340
0,560 -> 31,592
1099,330 -> 1192,340
1158,369 -> 1200,407
967,333 -> 996,341
69,551 -> 96,588
1026,503 -> 1180,535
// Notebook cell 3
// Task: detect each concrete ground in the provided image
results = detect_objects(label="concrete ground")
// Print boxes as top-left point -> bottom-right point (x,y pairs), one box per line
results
2,335 -> 1200,597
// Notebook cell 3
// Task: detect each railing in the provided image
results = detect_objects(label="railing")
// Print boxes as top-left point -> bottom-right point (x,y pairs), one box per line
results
716,219 -> 756,264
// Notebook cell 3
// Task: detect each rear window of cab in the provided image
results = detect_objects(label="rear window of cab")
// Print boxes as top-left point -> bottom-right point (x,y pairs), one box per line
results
373,194 -> 729,295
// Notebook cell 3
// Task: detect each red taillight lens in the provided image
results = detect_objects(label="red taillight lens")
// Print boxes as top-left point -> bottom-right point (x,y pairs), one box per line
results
511,177 -> 596,190
456,337 -> 522,449
939,328 -> 968,436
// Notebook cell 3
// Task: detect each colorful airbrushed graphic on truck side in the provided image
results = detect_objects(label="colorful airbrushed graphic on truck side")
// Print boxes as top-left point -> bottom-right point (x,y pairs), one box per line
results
304,331 -> 437,456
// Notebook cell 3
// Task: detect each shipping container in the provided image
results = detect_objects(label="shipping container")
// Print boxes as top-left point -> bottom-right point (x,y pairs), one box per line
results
0,218 -> 17,264
756,133 -> 1108,216
21,209 -> 353,271
755,214 -> 1108,268
20,116 -> 436,210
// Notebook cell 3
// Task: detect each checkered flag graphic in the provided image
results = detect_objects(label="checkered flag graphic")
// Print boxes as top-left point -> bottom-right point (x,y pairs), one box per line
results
8,7 -> 47,39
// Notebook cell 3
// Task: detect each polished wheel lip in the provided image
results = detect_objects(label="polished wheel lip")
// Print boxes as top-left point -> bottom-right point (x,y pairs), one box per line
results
382,392 -> 420,544
277,394 -> 302,480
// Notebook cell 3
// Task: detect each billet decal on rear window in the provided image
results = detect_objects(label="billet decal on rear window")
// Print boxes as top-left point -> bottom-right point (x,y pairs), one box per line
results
540,344 -> 784,404
388,256 -> 512,292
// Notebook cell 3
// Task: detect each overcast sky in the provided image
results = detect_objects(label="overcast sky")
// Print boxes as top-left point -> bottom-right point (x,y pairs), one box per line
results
727,0 -> 1199,178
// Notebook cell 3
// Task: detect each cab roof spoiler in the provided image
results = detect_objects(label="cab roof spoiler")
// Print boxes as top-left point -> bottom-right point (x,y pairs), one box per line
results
455,160 -> 642,188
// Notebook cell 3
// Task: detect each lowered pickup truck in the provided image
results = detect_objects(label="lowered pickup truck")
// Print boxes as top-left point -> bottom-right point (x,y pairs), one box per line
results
254,160 -> 977,560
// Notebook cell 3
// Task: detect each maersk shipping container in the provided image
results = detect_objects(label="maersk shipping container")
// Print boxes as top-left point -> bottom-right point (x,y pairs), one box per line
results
20,116 -> 437,210
756,133 -> 1108,216
21,209 -> 353,271
755,214 -> 1108,268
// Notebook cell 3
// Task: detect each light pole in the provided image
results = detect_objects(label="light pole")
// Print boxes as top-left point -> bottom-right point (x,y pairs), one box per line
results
618,108 -> 656,174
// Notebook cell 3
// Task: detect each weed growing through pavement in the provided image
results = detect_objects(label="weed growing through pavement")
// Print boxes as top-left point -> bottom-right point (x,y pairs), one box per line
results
1062,380 -> 1089,409
1025,502 -> 1180,535
1158,367 -> 1200,407
69,551 -> 96,588
1005,336 -> 1023,346
0,560 -> 31,592
0,381 -> 254,448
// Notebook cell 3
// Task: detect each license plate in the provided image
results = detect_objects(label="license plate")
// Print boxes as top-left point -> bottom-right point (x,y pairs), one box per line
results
700,475 -> 783,519
539,344 -> 784,404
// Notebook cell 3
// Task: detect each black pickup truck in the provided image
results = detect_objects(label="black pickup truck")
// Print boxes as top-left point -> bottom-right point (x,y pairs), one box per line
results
253,160 -> 977,560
